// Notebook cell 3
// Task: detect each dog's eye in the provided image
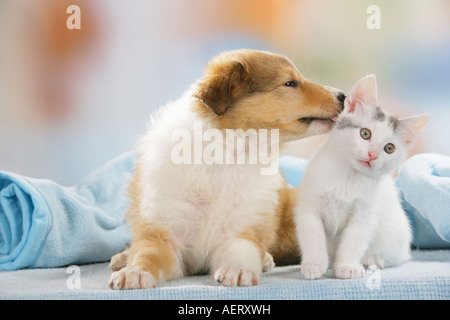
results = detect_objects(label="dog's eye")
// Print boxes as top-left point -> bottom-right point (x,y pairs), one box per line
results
284,80 -> 298,87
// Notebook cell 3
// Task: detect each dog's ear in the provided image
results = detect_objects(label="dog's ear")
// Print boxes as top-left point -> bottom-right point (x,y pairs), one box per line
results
194,59 -> 248,116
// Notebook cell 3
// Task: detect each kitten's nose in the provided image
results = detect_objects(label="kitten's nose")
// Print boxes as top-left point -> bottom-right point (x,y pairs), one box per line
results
368,151 -> 378,161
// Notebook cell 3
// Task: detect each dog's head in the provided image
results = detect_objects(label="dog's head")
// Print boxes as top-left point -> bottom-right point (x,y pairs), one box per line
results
194,49 -> 346,141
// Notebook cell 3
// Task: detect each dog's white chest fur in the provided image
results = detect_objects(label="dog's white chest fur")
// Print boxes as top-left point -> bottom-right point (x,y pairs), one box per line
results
172,164 -> 281,273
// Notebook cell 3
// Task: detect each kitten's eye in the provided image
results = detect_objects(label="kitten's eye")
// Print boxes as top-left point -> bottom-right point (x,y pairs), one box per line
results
360,128 -> 371,140
284,80 -> 298,88
384,143 -> 396,154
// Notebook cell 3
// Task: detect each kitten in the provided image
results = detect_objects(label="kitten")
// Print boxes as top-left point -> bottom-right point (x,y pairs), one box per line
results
294,75 -> 429,279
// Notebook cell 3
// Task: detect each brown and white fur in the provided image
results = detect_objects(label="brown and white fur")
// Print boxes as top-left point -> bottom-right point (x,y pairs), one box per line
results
108,49 -> 345,289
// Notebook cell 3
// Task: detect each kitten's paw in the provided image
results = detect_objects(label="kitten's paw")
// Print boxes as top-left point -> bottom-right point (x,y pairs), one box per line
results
301,262 -> 328,280
262,252 -> 275,273
362,255 -> 385,269
109,266 -> 156,290
333,263 -> 365,279
108,251 -> 129,271
213,266 -> 259,287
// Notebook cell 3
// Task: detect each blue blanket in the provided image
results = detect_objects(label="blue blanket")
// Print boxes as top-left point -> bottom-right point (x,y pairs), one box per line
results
1,152 -> 449,270
397,153 -> 450,249
0,152 -> 134,270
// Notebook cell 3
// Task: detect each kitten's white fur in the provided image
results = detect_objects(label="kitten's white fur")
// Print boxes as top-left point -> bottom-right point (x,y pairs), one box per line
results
294,75 -> 429,279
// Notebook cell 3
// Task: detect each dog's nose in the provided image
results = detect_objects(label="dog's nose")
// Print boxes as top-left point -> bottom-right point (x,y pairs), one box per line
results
336,92 -> 346,110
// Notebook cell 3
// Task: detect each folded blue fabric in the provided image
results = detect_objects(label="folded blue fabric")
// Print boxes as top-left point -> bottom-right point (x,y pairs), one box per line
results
0,152 -> 134,270
397,153 -> 450,249
278,156 -> 308,187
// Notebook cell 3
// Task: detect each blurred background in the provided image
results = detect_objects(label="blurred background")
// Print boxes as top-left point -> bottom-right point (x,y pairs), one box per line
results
0,0 -> 449,185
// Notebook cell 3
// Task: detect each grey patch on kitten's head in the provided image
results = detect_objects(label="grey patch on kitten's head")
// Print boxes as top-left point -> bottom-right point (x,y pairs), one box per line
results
335,116 -> 359,130
336,104 -> 400,134
388,116 -> 400,132
373,106 -> 386,122
373,106 -> 400,132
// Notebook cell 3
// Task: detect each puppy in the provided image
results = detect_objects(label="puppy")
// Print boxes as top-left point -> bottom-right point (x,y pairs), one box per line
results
109,49 -> 345,289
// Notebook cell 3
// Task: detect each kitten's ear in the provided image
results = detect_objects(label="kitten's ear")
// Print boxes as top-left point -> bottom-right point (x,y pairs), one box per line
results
398,113 -> 430,147
344,75 -> 378,113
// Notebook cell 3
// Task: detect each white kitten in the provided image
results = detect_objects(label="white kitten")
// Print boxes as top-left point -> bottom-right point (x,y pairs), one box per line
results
294,75 -> 429,280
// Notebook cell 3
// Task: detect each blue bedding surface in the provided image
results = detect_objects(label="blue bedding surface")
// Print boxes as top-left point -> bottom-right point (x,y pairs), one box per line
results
0,250 -> 448,300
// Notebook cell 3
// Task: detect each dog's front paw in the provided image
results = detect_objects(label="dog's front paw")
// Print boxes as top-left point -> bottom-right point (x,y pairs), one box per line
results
109,266 -> 156,290
213,266 -> 259,287
108,251 -> 129,271
262,252 -> 275,273
333,263 -> 365,279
